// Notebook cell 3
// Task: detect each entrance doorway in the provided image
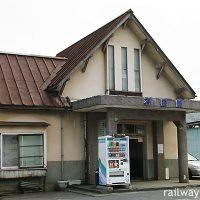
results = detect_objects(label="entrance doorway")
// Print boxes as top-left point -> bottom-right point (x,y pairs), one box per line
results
117,123 -> 145,180
129,138 -> 143,179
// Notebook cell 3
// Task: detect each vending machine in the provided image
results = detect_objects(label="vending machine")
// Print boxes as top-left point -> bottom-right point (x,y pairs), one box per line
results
98,135 -> 130,186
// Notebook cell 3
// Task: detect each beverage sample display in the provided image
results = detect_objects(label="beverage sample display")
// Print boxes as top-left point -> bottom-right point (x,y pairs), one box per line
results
98,136 -> 130,185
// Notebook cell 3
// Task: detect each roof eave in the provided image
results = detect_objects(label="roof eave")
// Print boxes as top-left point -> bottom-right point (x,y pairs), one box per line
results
129,14 -> 196,99
44,10 -> 196,99
0,104 -> 68,111
45,12 -> 132,91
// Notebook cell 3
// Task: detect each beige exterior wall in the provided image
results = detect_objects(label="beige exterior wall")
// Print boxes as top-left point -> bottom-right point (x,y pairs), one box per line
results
164,121 -> 178,159
63,112 -> 84,161
108,27 -> 141,91
0,110 -> 85,163
62,48 -> 106,100
108,26 -> 176,98
62,26 -> 176,100
141,53 -> 176,99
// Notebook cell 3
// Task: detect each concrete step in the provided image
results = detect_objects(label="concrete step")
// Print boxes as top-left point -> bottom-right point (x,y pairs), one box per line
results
71,185 -> 113,194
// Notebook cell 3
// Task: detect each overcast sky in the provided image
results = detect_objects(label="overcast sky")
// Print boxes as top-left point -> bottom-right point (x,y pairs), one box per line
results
0,0 -> 200,99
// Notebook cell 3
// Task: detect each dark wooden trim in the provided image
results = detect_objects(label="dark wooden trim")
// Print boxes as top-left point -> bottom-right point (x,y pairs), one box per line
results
109,90 -> 142,96
0,105 -> 66,111
0,121 -> 50,127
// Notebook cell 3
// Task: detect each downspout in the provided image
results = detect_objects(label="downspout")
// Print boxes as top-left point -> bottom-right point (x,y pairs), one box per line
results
83,112 -> 88,183
61,114 -> 64,180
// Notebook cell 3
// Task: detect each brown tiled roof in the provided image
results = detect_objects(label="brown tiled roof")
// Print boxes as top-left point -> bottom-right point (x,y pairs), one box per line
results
0,52 -> 67,108
42,9 -> 132,90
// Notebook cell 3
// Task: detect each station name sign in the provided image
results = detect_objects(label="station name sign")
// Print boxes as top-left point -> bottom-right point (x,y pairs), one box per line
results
144,97 -> 183,108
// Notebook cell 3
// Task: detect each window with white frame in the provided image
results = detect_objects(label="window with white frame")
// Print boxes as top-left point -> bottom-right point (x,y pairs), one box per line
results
121,47 -> 128,91
1,133 -> 44,169
108,45 -> 115,90
134,49 -> 141,92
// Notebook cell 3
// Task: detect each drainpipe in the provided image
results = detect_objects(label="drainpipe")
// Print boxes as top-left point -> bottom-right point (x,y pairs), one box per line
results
61,114 -> 64,180
83,112 -> 88,183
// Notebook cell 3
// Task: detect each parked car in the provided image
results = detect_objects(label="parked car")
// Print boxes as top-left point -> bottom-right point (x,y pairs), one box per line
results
188,153 -> 200,179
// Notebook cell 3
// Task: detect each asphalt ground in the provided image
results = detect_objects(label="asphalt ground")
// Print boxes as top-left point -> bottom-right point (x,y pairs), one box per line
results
2,188 -> 200,200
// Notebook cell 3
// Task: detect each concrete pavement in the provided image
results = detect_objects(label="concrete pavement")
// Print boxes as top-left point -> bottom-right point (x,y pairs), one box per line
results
130,179 -> 200,191
2,179 -> 200,199
1,191 -> 90,200
70,179 -> 200,194
2,188 -> 200,200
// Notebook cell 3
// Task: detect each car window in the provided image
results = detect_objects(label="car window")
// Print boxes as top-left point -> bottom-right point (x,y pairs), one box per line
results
188,154 -> 198,161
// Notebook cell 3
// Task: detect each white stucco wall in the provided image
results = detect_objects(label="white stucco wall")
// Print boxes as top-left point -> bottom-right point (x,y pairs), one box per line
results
141,53 -> 176,99
62,48 -> 106,100
62,26 -> 176,100
108,26 -> 141,91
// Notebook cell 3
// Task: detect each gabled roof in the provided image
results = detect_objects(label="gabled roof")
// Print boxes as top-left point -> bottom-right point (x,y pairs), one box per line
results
42,9 -> 131,91
42,9 -> 195,99
0,52 -> 67,109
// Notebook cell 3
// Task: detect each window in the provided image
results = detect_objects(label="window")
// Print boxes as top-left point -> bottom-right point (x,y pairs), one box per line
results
19,135 -> 44,168
2,135 -> 18,168
108,45 -> 115,90
1,134 -> 44,169
117,124 -> 145,135
121,47 -> 128,91
134,49 -> 141,92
